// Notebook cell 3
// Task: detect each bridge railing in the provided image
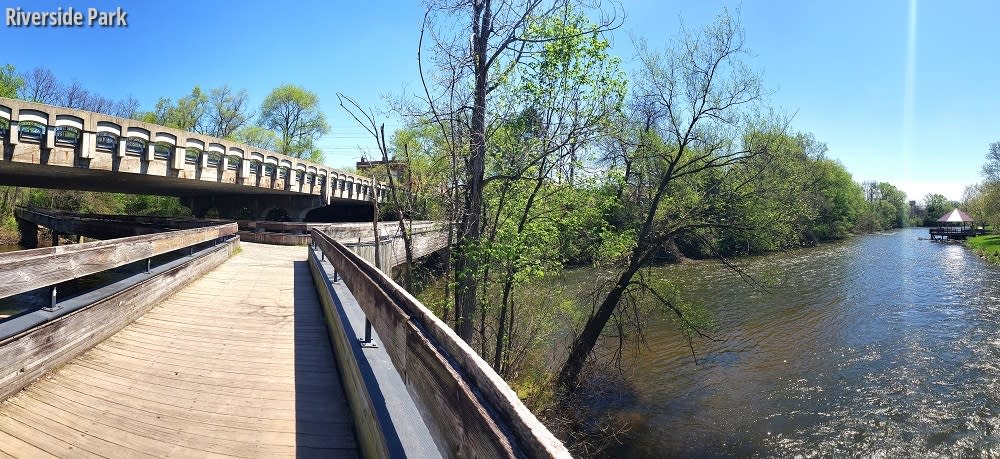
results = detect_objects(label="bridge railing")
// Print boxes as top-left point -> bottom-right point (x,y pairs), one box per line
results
0,222 -> 237,300
0,222 -> 239,403
310,228 -> 569,458
0,97 -> 388,203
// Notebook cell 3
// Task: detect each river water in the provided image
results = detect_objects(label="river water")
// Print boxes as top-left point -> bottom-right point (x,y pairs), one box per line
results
591,227 -> 1000,456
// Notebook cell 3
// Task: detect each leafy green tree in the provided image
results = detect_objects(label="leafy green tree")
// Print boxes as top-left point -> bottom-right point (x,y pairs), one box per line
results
147,87 -> 208,132
807,158 -> 865,239
0,64 -> 24,98
924,193 -> 951,225
233,125 -> 279,151
259,84 -> 329,161
421,0 -> 620,342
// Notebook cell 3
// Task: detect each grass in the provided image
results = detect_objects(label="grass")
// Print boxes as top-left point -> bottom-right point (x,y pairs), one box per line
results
966,235 -> 1000,264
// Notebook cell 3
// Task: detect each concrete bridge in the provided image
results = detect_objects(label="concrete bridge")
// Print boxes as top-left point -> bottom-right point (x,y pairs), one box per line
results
0,217 -> 567,457
0,98 -> 385,221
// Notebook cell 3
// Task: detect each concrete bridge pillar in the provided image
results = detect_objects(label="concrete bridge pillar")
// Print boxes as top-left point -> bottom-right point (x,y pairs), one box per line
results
7,120 -> 18,146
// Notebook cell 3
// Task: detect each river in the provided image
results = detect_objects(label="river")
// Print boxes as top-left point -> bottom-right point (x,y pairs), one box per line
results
584,227 -> 1000,456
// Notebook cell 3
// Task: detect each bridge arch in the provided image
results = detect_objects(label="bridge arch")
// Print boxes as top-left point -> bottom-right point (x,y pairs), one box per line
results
225,154 -> 241,171
18,109 -> 49,126
124,127 -> 149,157
154,133 -> 176,161
54,115 -> 83,148
95,121 -> 121,153
17,110 -> 48,144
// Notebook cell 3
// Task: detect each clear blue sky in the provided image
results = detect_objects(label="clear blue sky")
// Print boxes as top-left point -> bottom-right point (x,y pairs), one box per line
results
3,0 -> 997,201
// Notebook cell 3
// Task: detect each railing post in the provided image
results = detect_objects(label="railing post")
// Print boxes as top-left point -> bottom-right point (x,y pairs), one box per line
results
43,285 -> 60,312
359,320 -> 377,348
146,258 -> 151,274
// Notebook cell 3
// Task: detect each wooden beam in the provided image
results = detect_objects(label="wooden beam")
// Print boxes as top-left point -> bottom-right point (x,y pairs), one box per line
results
0,223 -> 236,299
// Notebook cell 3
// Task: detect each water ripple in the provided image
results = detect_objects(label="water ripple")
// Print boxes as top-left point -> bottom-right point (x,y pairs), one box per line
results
604,228 -> 1000,457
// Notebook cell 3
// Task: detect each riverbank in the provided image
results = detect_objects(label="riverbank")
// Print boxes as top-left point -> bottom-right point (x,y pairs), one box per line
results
966,234 -> 1000,264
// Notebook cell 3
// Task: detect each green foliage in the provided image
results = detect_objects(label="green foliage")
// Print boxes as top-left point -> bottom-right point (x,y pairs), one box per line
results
967,235 -> 1000,264
259,84 -> 329,161
856,181 -> 909,232
923,193 -> 957,225
148,87 -> 208,131
0,64 -> 23,98
233,125 -> 279,151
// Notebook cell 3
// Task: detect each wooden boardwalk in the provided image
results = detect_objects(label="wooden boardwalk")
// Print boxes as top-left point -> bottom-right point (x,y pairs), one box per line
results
0,243 -> 358,458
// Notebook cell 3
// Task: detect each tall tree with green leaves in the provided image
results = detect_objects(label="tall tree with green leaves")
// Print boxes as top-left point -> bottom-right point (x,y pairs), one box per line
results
419,0 -> 620,341
233,125 -> 279,151
0,64 -> 25,98
259,84 -> 329,162
146,87 -> 208,131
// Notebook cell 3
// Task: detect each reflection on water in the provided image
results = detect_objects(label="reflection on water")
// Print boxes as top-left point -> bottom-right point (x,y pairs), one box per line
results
587,228 -> 1000,456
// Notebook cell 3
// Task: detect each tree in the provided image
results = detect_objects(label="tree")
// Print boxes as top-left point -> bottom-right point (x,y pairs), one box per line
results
924,192 -> 951,224
233,125 -> 279,151
18,67 -> 60,104
259,84 -> 329,160
145,87 -> 208,131
982,141 -> 1000,183
339,93 -> 418,290
0,64 -> 22,98
419,0 -> 619,341
203,85 -> 254,138
555,10 -> 781,394
61,80 -> 91,109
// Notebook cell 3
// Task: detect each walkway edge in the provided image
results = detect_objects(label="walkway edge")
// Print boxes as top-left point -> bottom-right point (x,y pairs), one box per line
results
0,237 -> 239,402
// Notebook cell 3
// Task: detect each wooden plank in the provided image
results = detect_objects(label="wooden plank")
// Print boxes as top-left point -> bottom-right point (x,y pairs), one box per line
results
0,242 -> 358,456
0,429 -> 59,459
0,240 -> 239,402
0,222 -> 236,298
1,399 -> 151,458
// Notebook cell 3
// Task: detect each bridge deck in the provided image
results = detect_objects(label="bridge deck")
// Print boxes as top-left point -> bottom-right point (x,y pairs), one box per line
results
0,243 -> 358,457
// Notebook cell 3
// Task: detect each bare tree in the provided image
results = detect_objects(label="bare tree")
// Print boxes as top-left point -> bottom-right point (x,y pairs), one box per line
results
61,80 -> 91,109
18,67 -> 61,104
113,96 -> 142,119
338,93 -> 418,290
203,85 -> 254,138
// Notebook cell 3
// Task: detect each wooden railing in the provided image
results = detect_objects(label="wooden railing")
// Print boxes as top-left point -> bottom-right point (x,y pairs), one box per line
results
14,206 -> 227,241
0,223 -> 240,402
0,222 -> 237,299
310,229 -> 569,458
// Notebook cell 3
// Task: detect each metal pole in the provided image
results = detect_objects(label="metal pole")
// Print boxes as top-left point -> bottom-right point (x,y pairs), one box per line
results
146,258 -> 151,273
359,319 -> 377,348
44,285 -> 60,311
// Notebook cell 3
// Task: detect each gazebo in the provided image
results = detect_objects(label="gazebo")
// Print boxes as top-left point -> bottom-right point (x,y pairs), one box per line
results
930,209 -> 982,240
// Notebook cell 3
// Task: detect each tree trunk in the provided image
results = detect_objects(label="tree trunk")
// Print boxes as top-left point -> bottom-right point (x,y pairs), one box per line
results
556,251 -> 649,395
454,1 -> 491,342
